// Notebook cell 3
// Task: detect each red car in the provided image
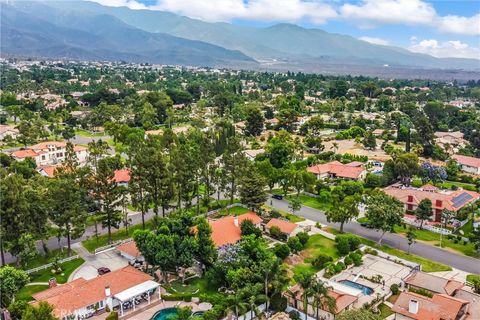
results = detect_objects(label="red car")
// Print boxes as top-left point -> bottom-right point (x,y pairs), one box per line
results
97,267 -> 111,275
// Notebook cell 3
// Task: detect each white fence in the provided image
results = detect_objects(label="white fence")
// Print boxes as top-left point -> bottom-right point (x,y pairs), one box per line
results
25,255 -> 80,274
94,238 -> 133,255
234,303 -> 267,320
402,216 -> 452,235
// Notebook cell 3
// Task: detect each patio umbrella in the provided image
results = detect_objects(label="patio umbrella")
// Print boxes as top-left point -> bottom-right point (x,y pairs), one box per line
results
198,302 -> 213,311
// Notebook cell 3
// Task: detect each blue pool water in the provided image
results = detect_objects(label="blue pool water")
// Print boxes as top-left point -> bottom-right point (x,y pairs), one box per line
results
151,308 -> 177,320
339,280 -> 374,295
151,309 -> 204,320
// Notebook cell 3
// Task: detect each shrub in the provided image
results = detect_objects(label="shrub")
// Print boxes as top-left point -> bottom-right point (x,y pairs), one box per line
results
296,232 -> 310,247
409,287 -> 433,298
336,234 -> 360,255
335,262 -> 346,272
273,243 -> 291,259
269,226 -> 285,240
313,253 -> 333,268
270,210 -> 281,218
106,312 -> 119,320
344,256 -> 353,265
390,284 -> 400,295
289,311 -> 301,320
287,236 -> 303,253
349,252 -> 363,266
270,293 -> 287,311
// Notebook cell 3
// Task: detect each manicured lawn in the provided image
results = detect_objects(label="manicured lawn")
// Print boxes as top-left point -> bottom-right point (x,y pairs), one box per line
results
457,219 -> 473,236
16,285 -> 49,302
75,129 -> 107,137
411,178 -> 477,191
359,218 -> 478,258
394,224 -> 479,258
290,234 -> 339,278
264,205 -> 305,223
82,220 -> 154,253
466,274 -> 480,284
21,248 -> 72,270
292,194 -> 332,211
29,258 -> 85,284
165,277 -> 218,297
378,303 -> 393,318
216,206 -> 251,216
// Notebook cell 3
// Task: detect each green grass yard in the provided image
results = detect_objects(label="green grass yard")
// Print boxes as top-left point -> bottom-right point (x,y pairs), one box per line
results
16,285 -> 49,302
290,234 -> 339,278
359,218 -> 478,258
82,220 -> 154,253
28,258 -> 85,284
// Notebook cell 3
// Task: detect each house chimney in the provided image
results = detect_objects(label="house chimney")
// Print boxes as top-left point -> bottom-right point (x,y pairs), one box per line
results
234,216 -> 239,227
48,278 -> 57,288
408,299 -> 418,314
105,286 -> 111,297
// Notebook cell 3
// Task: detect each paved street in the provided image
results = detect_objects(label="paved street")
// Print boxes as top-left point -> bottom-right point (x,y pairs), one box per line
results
3,196 -> 480,274
269,197 -> 480,274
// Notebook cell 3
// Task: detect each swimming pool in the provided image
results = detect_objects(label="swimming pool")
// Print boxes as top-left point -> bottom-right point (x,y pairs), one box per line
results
338,280 -> 374,295
151,308 -> 178,320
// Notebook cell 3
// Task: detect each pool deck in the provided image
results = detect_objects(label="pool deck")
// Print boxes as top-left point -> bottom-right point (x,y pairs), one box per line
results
125,301 -> 201,320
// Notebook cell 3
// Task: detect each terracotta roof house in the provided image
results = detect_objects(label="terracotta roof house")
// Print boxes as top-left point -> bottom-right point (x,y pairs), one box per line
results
116,241 -> 142,261
382,183 -> 480,222
434,132 -> 467,154
307,161 -> 367,181
0,124 -> 19,140
9,141 -> 88,166
265,218 -> 300,238
32,266 -> 160,319
452,155 -> 480,176
38,165 -> 58,178
285,283 -> 358,319
392,291 -> 468,320
404,271 -> 464,296
113,169 -> 131,186
453,289 -> 480,320
205,212 -> 262,247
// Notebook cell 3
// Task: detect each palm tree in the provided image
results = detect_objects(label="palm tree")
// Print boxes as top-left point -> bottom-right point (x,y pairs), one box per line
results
227,291 -> 248,319
248,293 -> 267,320
294,272 -> 315,320
331,142 -> 339,154
311,280 -> 336,320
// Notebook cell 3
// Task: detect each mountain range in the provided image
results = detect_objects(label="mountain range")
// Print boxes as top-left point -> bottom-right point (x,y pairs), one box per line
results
1,0 -> 479,73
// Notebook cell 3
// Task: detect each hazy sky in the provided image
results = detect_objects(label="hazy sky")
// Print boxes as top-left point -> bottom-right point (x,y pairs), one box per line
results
88,0 -> 480,59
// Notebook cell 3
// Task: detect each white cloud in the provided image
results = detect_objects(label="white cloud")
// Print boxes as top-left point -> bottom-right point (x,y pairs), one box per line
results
409,38 -> 480,59
340,0 -> 479,36
437,14 -> 480,36
90,0 -> 338,23
340,0 -> 436,27
88,0 -> 480,36
91,0 -> 147,10
358,36 -> 390,45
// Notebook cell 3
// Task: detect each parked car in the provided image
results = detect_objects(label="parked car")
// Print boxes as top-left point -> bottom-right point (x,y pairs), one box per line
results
272,194 -> 283,200
360,222 -> 373,229
97,267 -> 111,275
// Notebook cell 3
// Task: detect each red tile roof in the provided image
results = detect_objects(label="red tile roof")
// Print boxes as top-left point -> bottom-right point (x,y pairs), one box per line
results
207,212 -> 262,247
392,291 -> 468,320
307,161 -> 365,179
404,272 -> 464,295
11,149 -> 39,158
116,241 -> 141,258
39,165 -> 57,177
113,169 -> 131,183
265,218 -> 298,235
383,184 -> 480,212
32,266 -> 152,318
288,284 -> 357,314
452,154 -> 480,169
